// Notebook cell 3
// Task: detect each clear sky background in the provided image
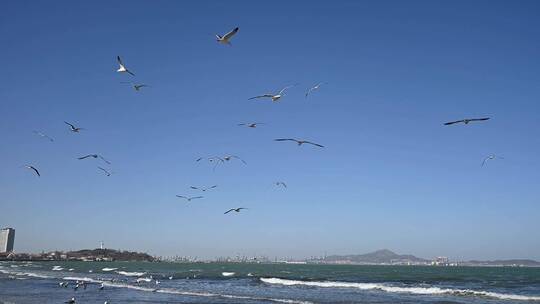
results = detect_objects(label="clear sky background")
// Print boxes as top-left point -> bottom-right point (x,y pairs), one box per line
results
1,0 -> 539,261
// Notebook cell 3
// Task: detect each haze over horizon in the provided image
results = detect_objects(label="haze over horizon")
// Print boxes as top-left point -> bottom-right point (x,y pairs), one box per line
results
1,0 -> 539,261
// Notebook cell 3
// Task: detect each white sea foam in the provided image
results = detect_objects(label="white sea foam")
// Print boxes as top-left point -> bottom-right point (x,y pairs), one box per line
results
51,266 -> 64,271
102,267 -> 118,272
63,276 -> 101,284
117,271 -> 146,277
260,278 -> 540,301
222,272 -> 235,277
0,269 -> 52,279
136,277 -> 153,283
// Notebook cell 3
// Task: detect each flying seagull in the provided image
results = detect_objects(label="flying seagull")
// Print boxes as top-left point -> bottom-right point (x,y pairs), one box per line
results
275,181 -> 287,188
224,207 -> 247,214
33,131 -> 54,142
274,138 -> 324,148
176,195 -> 204,202
482,155 -> 504,167
216,27 -> 239,45
190,185 -> 217,192
444,117 -> 490,125
305,82 -> 326,98
249,85 -> 296,102
238,123 -> 264,128
23,165 -> 40,177
64,121 -> 84,133
223,155 -> 247,164
97,166 -> 112,176
78,154 -> 111,164
122,82 -> 149,91
116,56 -> 135,76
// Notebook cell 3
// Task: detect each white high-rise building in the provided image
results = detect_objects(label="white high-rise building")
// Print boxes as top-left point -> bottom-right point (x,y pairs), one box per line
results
0,228 -> 15,253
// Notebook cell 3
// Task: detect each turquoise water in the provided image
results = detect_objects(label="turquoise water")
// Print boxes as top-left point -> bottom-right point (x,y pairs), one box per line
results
1,261 -> 539,303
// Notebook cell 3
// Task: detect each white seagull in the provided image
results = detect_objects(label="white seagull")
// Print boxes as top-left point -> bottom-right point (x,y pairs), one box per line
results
33,131 -> 54,142
64,121 -> 84,133
249,85 -> 296,102
216,27 -> 239,45
78,154 -> 111,164
224,207 -> 247,214
23,165 -> 40,177
65,298 -> 76,304
482,155 -> 504,167
176,195 -> 204,202
274,138 -> 324,148
305,82 -> 326,98
116,56 -> 135,76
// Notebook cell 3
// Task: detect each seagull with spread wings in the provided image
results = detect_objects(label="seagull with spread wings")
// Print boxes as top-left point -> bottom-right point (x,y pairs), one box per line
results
190,185 -> 217,192
216,27 -> 239,45
122,82 -> 149,91
33,131 -> 54,142
444,117 -> 490,125
116,56 -> 135,76
482,155 -> 504,167
224,207 -> 247,214
305,82 -> 326,98
23,165 -> 40,177
176,195 -> 204,202
78,154 -> 111,164
274,138 -> 324,148
223,155 -> 247,164
64,121 -> 84,133
249,85 -> 296,102
238,123 -> 264,128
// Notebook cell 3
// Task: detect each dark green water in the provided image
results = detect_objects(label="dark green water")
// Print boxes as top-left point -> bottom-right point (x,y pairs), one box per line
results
1,261 -> 539,303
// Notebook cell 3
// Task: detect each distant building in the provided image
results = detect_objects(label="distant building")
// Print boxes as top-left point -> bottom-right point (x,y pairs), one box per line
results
0,228 -> 15,253
432,256 -> 449,266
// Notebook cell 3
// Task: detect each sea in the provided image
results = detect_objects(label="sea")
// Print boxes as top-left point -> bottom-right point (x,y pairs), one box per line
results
1,261 -> 539,303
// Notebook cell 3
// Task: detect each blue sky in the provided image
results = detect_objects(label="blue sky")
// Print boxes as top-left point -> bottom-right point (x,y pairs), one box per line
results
1,0 -> 539,260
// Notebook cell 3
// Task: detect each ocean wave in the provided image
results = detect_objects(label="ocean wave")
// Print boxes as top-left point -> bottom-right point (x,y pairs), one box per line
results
0,269 -> 52,279
102,267 -> 118,272
51,266 -> 64,271
260,278 -> 540,301
222,272 -> 235,277
116,271 -> 146,277
63,276 -> 102,284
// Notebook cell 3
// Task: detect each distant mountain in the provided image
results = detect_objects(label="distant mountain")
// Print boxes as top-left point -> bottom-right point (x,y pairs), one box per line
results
466,259 -> 540,267
324,249 -> 428,264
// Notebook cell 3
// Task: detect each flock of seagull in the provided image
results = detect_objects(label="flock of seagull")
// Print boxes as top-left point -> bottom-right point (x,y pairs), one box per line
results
14,22 -> 505,304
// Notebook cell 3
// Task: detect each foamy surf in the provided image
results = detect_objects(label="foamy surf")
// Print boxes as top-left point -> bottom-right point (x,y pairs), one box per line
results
116,271 -> 145,277
260,278 -> 540,301
222,272 -> 235,277
102,267 -> 118,272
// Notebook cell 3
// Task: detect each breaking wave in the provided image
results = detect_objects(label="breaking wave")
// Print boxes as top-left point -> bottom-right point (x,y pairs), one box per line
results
260,278 -> 540,301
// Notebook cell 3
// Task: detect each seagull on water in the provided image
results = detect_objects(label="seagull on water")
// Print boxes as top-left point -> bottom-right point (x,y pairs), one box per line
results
305,82 -> 326,98
216,27 -> 239,45
116,56 -> 135,76
444,117 -> 490,125
176,195 -> 204,202
99,283 -> 105,290
249,85 -> 296,102
274,138 -> 324,148
33,131 -> 54,142
224,207 -> 247,214
98,166 -> 112,176
23,165 -> 40,177
78,154 -> 111,164
482,155 -> 504,167
190,185 -> 217,192
64,121 -> 84,133
65,298 -> 76,304
275,181 -> 287,188
238,123 -> 264,128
